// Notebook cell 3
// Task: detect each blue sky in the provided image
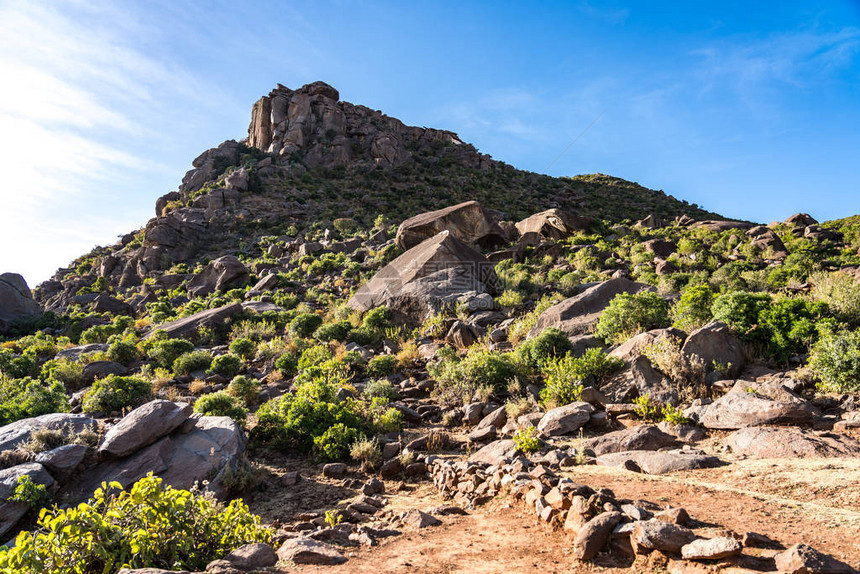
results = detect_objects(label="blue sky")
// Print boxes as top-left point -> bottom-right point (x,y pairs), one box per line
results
1,1 -> 859,286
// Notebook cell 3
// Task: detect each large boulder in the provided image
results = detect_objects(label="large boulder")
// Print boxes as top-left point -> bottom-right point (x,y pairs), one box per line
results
530,278 -> 654,338
515,209 -> 593,240
0,273 -> 42,333
601,356 -> 675,404
597,449 -> 724,475
70,416 -> 245,500
774,543 -> 857,574
99,400 -> 193,458
747,226 -> 787,258
681,321 -> 744,379
0,413 -> 96,452
700,381 -> 817,430
0,463 -> 55,538
348,231 -> 496,325
573,511 -> 624,561
582,425 -> 677,456
725,426 -> 860,459
144,303 -> 243,339
468,439 -> 518,466
187,256 -> 249,298
276,538 -> 347,565
691,220 -> 753,232
396,201 -> 506,251
537,402 -> 594,436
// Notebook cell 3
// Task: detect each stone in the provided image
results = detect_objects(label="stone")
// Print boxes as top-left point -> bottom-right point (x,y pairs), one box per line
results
348,231 -> 497,325
0,272 -> 42,333
90,292 -> 134,316
632,519 -> 697,553
276,538 -> 347,565
99,400 -> 193,457
573,511 -> 625,561
582,425 -> 677,456
515,209 -> 593,240
401,508 -> 442,528
0,463 -> 55,538
380,458 -> 402,479
362,478 -> 384,495
0,413 -> 96,452
55,343 -> 110,361
642,239 -> 677,258
323,463 -> 348,478
446,320 -> 479,349
82,360 -> 128,382
396,201 -> 507,250
144,303 -> 243,339
34,444 -> 88,474
476,406 -> 507,430
537,402 -> 595,436
655,507 -> 690,526
747,226 -> 788,257
681,321 -> 745,379
681,537 -> 743,560
691,220 -> 753,232
785,213 -> 818,227
597,450 -> 724,475
774,543 -> 857,574
725,426 -> 860,459
530,277 -> 655,338
187,256 -> 249,298
220,542 -> 278,570
701,387 -> 816,430
468,439 -> 518,466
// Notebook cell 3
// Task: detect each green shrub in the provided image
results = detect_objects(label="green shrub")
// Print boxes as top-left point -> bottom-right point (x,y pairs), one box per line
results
194,391 -> 248,423
346,325 -> 378,345
496,289 -> 526,309
107,340 -> 140,365
275,352 -> 298,377
298,345 -> 333,370
82,375 -> 151,414
362,307 -> 393,331
0,378 -> 69,426
595,291 -> 670,344
147,338 -> 195,369
809,329 -> 860,393
516,327 -> 573,370
370,399 -> 404,433
671,284 -> 715,332
633,394 -> 661,421
228,338 -> 256,360
364,378 -> 399,402
513,426 -> 540,454
39,359 -> 84,388
172,350 -> 213,377
0,349 -> 38,379
0,474 -> 271,573
289,313 -> 323,338
227,375 -> 261,405
313,321 -> 351,342
758,298 -> 831,362
710,291 -> 772,344
429,349 -> 524,401
539,348 -> 623,409
810,271 -> 860,325
313,422 -> 362,462
79,324 -> 116,345
207,354 -> 243,379
367,355 -> 399,377
8,475 -> 50,512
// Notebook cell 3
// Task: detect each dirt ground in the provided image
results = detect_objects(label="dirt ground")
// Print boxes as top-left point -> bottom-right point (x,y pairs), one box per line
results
270,456 -> 860,573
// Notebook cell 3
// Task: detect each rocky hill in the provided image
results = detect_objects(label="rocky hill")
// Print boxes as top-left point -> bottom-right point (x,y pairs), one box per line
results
0,82 -> 859,573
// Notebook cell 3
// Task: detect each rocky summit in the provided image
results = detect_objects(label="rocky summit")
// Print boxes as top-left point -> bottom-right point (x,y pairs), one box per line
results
1,82 -> 859,573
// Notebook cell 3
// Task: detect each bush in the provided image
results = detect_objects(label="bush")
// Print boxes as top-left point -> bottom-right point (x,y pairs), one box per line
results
513,426 -> 540,454
595,291 -> 670,344
516,327 -> 573,370
194,391 -> 248,423
810,271 -> 860,325
82,375 -> 151,414
710,291 -> 771,344
289,313 -> 323,338
229,338 -> 256,360
207,354 -> 243,379
539,349 -> 624,408
313,321 -> 351,342
227,375 -> 261,405
0,378 -> 69,426
0,474 -> 271,573
363,378 -> 399,402
758,298 -> 831,362
371,404 -> 404,433
107,340 -> 140,365
314,422 -> 362,462
809,329 -> 860,393
0,349 -> 38,380
362,307 -> 392,331
429,349 -> 524,402
147,338 -> 195,369
39,359 -> 84,388
671,284 -> 715,332
172,350 -> 213,377
275,352 -> 298,377
367,355 -> 399,378
350,437 -> 381,469
496,289 -> 525,309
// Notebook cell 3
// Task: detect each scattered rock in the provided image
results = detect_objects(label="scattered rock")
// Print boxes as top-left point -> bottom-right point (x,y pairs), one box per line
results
537,402 -> 595,436
573,511 -> 624,561
0,463 -> 55,538
218,542 -> 278,570
401,508 -> 442,528
582,425 -> 677,455
725,426 -> 860,459
396,201 -> 507,250
276,537 -> 347,565
597,450 -> 724,475
0,413 -> 96,452
515,208 -> 592,240
774,543 -> 858,574
681,537 -> 743,560
187,256 -> 249,298
0,272 -> 42,333
632,519 -> 697,553
681,321 -> 745,379
701,386 -> 817,429
99,400 -> 192,457
143,303 -> 243,339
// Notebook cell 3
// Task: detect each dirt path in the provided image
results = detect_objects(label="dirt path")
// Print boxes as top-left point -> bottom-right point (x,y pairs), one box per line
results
280,457 -> 860,573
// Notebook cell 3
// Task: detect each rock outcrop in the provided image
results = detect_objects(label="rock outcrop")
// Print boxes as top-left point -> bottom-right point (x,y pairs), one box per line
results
395,201 -> 506,251
0,273 -> 42,333
515,209 -> 593,240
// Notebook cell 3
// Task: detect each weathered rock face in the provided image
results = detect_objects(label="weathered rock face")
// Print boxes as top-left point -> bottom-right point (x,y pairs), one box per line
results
700,382 -> 817,430
180,140 -> 243,194
187,256 -> 249,298
582,425 -> 677,456
0,413 -> 96,453
691,220 -> 753,232
747,226 -> 788,257
99,400 -> 193,458
0,272 -> 42,333
681,321 -> 744,379
395,201 -> 507,251
348,231 -> 497,325
247,82 -> 492,171
144,303 -> 243,339
0,463 -> 55,538
784,213 -> 819,228
515,209 -> 593,240
139,208 -> 210,274
530,278 -> 654,339
468,439 -> 518,466
774,543 -> 857,574
725,426 -> 860,459
597,449 -> 724,475
537,402 -> 595,436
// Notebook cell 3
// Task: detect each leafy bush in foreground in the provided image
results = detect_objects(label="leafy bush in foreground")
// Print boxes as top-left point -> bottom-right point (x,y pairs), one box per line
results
82,375 -> 151,414
809,329 -> 860,393
0,474 -> 271,574
595,291 -> 670,344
